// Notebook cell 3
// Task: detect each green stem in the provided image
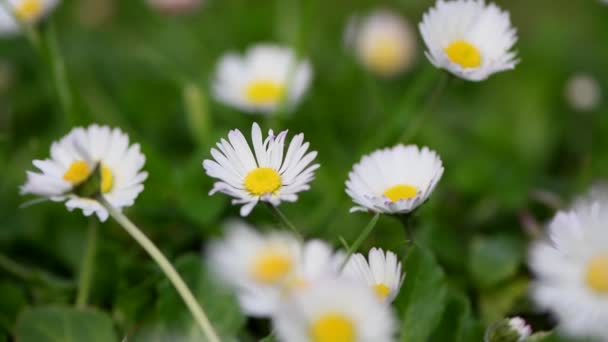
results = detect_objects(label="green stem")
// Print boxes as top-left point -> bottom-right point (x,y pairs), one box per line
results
266,203 -> 301,238
341,213 -> 381,269
182,83 -> 212,148
97,196 -> 221,342
76,219 -> 98,309
397,214 -> 415,246
398,72 -> 450,143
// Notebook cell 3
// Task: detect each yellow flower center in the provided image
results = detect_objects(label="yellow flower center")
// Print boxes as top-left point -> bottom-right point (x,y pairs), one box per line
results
63,160 -> 114,194
364,37 -> 404,75
373,283 -> 391,300
244,167 -> 281,196
444,40 -> 482,69
383,184 -> 417,202
251,249 -> 293,284
245,80 -> 285,105
585,253 -> 608,293
14,0 -> 43,21
310,313 -> 356,342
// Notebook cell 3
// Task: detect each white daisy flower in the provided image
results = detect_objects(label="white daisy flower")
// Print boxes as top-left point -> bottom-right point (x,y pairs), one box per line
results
212,43 -> 313,114
273,278 -> 396,342
203,122 -> 319,217
564,73 -> 602,112
345,9 -> 416,77
419,0 -> 518,81
346,144 -> 444,214
529,194 -> 608,341
0,0 -> 60,36
485,317 -> 531,342
20,124 -> 148,221
289,239 -> 345,291
342,248 -> 404,303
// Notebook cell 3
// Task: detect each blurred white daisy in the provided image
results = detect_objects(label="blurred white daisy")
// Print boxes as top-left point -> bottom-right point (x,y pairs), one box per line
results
346,144 -> 443,214
0,0 -> 60,36
21,124 -> 147,221
273,278 -> 396,342
212,44 -> 313,114
564,73 -> 602,112
529,192 -> 608,341
342,248 -> 404,302
345,9 -> 416,77
147,0 -> 202,15
419,0 -> 518,81
289,239 -> 344,291
203,122 -> 319,217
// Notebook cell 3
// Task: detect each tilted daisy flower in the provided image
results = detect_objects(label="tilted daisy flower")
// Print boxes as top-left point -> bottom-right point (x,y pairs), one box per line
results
342,248 -> 405,302
203,122 -> 319,216
529,192 -> 608,341
212,43 -> 313,114
346,144 -> 443,214
419,0 -> 518,81
21,124 -> 148,221
207,220 -> 301,317
288,239 -> 345,291
273,278 -> 396,342
0,0 -> 60,36
345,9 -> 416,77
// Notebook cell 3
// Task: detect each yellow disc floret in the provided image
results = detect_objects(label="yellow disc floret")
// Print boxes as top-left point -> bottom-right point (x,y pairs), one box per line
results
251,248 -> 293,284
63,160 -> 91,185
14,0 -> 43,21
364,37 -> 405,76
373,283 -> 391,300
244,167 -> 281,196
586,253 -> 608,294
245,80 -> 285,105
310,313 -> 356,342
383,184 -> 417,202
100,164 -> 114,193
445,40 -> 482,69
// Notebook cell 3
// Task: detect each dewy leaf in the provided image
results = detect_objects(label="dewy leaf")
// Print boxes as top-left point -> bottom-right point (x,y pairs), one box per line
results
132,254 -> 245,342
15,306 -> 117,342
395,244 -> 448,342
469,234 -> 524,289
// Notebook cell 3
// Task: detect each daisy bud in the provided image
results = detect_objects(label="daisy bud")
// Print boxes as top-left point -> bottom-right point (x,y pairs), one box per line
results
485,317 -> 532,342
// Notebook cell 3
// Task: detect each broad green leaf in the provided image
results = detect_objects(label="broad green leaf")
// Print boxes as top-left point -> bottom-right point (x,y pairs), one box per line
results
15,306 -> 117,342
430,288 -> 483,342
395,244 -> 448,342
469,234 -> 524,289
0,281 -> 27,332
479,277 -> 529,324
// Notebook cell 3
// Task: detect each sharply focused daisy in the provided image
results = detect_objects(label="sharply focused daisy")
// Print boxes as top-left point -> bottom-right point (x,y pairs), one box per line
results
203,122 -> 319,216
212,44 -> 313,114
345,9 -> 416,77
0,0 -> 60,36
419,0 -> 518,81
20,124 -> 148,221
529,192 -> 608,341
273,278 -> 396,342
342,248 -> 404,302
346,144 -> 443,214
207,220 -> 301,317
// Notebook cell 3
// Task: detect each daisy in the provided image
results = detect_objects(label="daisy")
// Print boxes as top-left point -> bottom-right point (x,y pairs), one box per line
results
203,122 -> 319,217
212,43 -> 313,114
419,0 -> 518,81
529,192 -> 608,341
342,248 -> 404,302
20,124 -> 148,221
485,317 -> 532,342
0,0 -> 60,36
289,239 -> 345,291
273,278 -> 396,342
345,9 -> 416,77
345,144 -> 443,214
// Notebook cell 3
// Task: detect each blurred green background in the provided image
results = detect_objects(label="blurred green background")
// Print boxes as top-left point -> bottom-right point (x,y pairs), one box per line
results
0,0 -> 607,341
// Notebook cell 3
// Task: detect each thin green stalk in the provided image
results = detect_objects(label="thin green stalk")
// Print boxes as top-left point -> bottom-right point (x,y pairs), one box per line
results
97,196 -> 221,342
341,213 -> 381,269
0,253 -> 73,289
182,83 -> 212,147
76,219 -> 98,309
398,72 -> 450,143
266,203 -> 301,238
397,214 -> 415,246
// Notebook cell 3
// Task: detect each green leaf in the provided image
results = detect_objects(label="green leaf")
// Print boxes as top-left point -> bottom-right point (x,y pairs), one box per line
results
15,306 -> 117,342
469,234 -> 524,289
430,288 -> 483,342
395,244 -> 448,342
479,277 -> 529,325
0,281 -> 27,332
132,254 -> 245,342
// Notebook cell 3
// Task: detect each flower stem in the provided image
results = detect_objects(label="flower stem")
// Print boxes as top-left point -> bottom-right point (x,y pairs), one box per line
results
341,213 -> 381,269
397,214 -> 415,246
97,196 -> 221,342
76,219 -> 98,309
266,203 -> 301,238
398,72 -> 450,143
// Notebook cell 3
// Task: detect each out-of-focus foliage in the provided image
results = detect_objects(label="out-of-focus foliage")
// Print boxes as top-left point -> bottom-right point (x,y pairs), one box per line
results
0,0 -> 606,340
